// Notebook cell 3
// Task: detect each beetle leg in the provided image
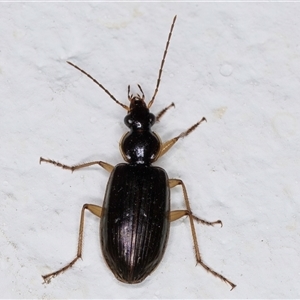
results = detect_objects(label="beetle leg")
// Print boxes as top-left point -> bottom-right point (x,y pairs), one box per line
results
156,102 -> 175,122
168,178 -> 236,290
42,204 -> 102,284
159,117 -> 206,158
170,210 -> 222,226
40,157 -> 114,173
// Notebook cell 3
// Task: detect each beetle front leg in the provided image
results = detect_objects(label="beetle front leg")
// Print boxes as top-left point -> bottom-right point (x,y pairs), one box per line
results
159,117 -> 206,158
40,157 -> 114,173
42,204 -> 102,284
155,102 -> 175,122
169,179 -> 236,290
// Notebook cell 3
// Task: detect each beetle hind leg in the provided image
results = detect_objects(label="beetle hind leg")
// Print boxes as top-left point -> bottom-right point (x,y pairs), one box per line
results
169,178 -> 236,290
42,204 -> 102,283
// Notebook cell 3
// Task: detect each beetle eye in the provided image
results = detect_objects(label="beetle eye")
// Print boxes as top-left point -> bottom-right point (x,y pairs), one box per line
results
124,115 -> 133,127
149,113 -> 155,126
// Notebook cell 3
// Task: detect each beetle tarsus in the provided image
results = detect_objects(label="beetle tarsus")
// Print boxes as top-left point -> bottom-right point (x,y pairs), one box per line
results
192,215 -> 223,227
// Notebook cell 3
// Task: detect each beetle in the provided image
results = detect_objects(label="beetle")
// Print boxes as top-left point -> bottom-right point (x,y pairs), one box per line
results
40,16 -> 236,290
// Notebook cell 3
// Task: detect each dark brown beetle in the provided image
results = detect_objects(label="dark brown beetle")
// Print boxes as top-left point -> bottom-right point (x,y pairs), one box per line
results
40,16 -> 236,290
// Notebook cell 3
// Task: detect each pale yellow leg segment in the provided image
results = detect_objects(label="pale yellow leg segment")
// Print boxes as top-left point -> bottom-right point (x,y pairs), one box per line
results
170,210 -> 187,222
169,179 -> 236,290
40,157 -> 114,173
42,204 -> 102,284
87,204 -> 102,218
159,117 -> 206,158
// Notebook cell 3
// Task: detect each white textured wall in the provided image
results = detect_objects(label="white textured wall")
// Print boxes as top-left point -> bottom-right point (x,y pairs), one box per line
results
0,2 -> 299,298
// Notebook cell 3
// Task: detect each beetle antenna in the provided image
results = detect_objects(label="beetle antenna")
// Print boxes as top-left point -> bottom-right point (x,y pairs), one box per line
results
148,15 -> 177,109
67,61 -> 129,111
127,85 -> 131,101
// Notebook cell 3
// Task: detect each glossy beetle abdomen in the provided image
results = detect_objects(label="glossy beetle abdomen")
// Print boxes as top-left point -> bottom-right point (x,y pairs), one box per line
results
100,163 -> 170,283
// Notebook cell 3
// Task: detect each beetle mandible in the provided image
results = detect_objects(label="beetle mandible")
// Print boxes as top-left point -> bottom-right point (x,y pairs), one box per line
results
40,16 -> 236,290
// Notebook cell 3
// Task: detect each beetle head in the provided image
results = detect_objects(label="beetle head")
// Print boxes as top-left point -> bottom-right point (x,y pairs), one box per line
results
124,86 -> 156,131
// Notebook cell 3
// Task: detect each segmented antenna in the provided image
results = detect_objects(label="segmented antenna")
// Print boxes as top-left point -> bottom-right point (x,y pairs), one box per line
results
67,61 -> 129,111
148,15 -> 177,109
